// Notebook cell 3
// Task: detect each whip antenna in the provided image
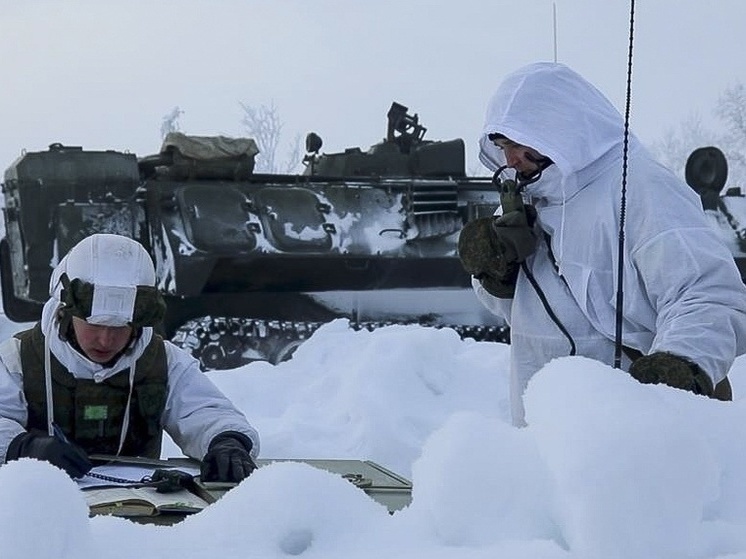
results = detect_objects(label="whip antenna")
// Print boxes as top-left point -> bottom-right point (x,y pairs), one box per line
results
613,0 -> 636,368
552,3 -> 558,62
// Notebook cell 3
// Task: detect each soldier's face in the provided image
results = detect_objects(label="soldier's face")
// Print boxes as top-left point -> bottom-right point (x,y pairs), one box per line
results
493,137 -> 546,177
71,317 -> 133,364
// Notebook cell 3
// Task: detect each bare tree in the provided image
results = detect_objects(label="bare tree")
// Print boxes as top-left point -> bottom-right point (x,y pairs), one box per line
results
160,106 -> 184,139
283,132 -> 303,175
715,82 -> 746,184
239,102 -> 301,174
650,82 -> 746,187
650,113 -> 719,178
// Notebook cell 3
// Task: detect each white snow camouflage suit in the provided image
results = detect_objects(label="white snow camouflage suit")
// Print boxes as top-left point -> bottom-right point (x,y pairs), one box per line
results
474,62 -> 746,426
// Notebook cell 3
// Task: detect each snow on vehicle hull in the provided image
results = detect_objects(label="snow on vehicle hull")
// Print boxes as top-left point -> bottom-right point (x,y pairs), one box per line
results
0,104 -> 507,369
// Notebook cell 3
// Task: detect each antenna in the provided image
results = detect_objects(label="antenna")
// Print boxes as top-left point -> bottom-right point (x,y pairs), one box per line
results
552,2 -> 558,62
613,0 -> 637,369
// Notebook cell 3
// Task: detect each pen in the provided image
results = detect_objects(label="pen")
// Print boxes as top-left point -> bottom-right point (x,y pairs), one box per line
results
51,422 -> 70,444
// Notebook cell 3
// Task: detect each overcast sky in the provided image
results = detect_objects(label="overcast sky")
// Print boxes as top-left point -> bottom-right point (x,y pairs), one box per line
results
1,0 -> 744,173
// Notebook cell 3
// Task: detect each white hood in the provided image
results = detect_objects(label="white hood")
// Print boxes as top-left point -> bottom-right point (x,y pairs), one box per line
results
478,62 -> 643,271
479,62 -> 639,200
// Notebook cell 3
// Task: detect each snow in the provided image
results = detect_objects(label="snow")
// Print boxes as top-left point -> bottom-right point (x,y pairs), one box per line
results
3,316 -> 746,558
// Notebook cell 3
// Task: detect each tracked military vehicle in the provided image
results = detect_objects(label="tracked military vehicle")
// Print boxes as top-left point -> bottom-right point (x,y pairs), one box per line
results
0,102 -> 506,369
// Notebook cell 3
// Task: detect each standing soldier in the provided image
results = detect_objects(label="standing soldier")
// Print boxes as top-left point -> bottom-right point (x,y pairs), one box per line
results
459,62 -> 746,426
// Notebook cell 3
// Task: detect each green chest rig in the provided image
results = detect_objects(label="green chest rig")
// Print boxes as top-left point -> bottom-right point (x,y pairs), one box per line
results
17,324 -> 168,458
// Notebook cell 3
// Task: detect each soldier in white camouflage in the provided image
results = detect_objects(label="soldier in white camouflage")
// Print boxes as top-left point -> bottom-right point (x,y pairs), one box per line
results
459,63 -> 746,426
0,233 -> 260,480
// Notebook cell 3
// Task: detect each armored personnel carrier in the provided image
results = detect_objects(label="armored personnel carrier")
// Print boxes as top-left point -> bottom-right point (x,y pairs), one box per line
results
0,103 -> 506,369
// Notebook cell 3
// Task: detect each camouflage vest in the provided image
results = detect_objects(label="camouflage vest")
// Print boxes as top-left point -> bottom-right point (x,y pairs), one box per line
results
17,324 -> 168,458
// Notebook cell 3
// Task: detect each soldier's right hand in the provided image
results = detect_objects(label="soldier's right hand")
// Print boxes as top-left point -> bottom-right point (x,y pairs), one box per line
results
5,429 -> 93,479
458,206 -> 537,298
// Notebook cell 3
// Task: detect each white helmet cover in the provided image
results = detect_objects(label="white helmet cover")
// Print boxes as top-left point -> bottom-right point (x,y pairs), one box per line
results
50,234 -> 158,327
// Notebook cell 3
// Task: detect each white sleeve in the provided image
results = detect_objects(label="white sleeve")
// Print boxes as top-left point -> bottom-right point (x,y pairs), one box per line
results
634,228 -> 746,385
0,337 -> 30,462
471,276 -> 513,324
160,341 -> 260,460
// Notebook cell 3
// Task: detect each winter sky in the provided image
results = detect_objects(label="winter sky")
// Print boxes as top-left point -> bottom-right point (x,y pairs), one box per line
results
1,0 -> 745,173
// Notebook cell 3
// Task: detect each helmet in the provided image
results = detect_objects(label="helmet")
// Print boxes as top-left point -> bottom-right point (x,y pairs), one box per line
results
50,234 -> 165,328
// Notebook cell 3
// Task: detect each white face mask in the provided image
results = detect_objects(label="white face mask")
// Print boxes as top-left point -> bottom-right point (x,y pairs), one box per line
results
523,163 -> 564,200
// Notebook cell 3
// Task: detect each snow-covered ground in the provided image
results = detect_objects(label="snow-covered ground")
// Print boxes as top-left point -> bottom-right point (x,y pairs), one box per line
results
3,311 -> 746,558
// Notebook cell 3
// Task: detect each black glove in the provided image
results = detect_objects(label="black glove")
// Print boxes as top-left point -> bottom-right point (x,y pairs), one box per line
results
5,429 -> 92,479
200,432 -> 257,483
628,352 -> 715,397
458,206 -> 537,298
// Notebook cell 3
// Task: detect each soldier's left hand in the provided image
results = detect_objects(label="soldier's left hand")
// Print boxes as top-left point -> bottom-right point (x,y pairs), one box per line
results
200,432 -> 257,483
